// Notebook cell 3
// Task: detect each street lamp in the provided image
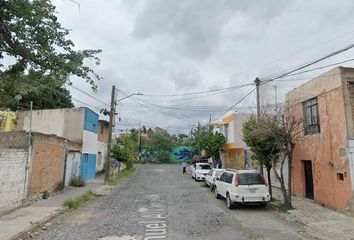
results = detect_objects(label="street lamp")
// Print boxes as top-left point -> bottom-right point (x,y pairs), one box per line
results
116,92 -> 143,102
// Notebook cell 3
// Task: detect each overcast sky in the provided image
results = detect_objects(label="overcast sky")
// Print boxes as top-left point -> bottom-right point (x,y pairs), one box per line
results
52,0 -> 354,134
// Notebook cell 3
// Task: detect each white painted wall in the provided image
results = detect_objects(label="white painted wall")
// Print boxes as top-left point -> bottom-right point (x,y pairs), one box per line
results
97,142 -> 107,172
0,149 -> 28,214
82,130 -> 98,154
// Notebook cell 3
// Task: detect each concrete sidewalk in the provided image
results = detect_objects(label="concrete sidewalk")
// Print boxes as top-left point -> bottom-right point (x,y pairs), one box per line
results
272,187 -> 354,240
0,175 -> 111,240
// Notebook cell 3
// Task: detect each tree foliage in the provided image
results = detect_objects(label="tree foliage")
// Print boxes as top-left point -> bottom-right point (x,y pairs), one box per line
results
194,125 -> 225,158
0,0 -> 102,109
112,134 -> 136,164
242,116 -> 281,198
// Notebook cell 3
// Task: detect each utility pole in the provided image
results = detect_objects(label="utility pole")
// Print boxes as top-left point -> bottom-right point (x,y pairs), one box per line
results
23,101 -> 33,203
105,85 -> 116,183
254,77 -> 264,176
138,122 -> 141,162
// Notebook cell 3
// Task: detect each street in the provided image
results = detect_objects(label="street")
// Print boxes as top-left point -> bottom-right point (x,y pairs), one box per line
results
28,164 -> 315,240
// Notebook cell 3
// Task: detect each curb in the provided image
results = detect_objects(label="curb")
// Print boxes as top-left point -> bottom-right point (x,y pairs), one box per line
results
9,208 -> 63,240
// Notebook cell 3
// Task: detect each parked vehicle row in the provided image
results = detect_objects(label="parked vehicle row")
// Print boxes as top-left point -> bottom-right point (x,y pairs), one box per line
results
188,163 -> 270,209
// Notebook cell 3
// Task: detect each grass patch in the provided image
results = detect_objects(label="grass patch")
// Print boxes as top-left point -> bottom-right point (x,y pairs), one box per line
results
199,182 -> 208,187
272,201 -> 294,213
106,167 -> 136,186
63,191 -> 102,210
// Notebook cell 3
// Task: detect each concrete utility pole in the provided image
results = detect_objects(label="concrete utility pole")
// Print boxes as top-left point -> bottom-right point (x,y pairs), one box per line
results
105,85 -> 116,183
254,77 -> 264,176
23,101 -> 33,203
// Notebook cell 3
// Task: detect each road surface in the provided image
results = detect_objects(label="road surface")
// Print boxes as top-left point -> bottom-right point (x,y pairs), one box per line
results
32,164 -> 315,240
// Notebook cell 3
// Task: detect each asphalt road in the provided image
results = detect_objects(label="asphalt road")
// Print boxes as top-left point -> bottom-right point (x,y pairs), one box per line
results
33,164 -> 316,240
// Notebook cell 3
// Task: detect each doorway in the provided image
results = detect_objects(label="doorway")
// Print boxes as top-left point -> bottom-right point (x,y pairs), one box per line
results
303,161 -> 314,199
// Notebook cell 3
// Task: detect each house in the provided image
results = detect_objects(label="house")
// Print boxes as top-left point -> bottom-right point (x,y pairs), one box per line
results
16,107 -> 99,180
0,110 -> 16,132
286,67 -> 354,213
97,120 -> 109,173
210,113 -> 250,169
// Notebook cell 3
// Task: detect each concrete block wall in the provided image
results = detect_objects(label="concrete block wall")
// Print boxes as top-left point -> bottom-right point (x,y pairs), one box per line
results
0,148 -> 28,214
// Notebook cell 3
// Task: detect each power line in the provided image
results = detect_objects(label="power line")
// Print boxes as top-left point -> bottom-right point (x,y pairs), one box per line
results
262,43 -> 354,84
70,84 -> 110,107
131,83 -> 253,97
214,87 -> 256,120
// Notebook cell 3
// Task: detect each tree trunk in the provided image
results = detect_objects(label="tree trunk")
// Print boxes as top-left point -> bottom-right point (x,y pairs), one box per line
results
272,156 -> 289,205
287,147 -> 294,207
267,166 -> 272,199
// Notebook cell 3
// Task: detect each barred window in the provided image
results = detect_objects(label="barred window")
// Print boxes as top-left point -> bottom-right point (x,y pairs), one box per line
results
303,98 -> 320,135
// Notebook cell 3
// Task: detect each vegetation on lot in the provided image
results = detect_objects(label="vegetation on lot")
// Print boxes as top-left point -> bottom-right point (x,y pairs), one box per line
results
106,166 -> 136,186
0,0 -> 102,110
69,175 -> 86,187
63,191 -> 102,210
271,201 -> 294,213
242,105 -> 302,207
191,123 -> 225,159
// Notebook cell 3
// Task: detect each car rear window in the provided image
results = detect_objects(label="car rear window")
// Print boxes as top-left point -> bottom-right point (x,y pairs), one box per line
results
215,171 -> 223,177
197,164 -> 211,170
238,173 -> 264,185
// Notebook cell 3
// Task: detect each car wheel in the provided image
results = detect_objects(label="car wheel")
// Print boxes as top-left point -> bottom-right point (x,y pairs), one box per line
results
210,184 -> 214,192
194,174 -> 197,181
226,194 -> 235,209
214,187 -> 221,199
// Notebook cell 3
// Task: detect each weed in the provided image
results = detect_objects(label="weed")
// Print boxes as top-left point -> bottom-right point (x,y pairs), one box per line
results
42,191 -> 49,199
69,175 -> 85,187
107,167 -> 136,186
63,191 -> 102,210
273,202 -> 294,213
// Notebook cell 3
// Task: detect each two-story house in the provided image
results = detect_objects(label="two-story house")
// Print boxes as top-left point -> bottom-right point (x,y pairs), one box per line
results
16,107 -> 99,180
210,113 -> 250,169
287,67 -> 354,213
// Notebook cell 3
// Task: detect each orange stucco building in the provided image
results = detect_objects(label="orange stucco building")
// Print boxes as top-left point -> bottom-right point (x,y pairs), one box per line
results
287,67 -> 354,213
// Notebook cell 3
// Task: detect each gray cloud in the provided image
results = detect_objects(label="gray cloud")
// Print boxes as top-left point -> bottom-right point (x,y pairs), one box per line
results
49,0 -> 354,133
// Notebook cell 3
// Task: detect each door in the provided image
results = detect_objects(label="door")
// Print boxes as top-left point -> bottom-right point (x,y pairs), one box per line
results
65,152 -> 80,186
304,161 -> 314,199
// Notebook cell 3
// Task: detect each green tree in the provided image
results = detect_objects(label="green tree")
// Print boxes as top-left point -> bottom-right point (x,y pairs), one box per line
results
112,134 -> 135,168
242,116 -> 280,198
144,127 -> 176,163
195,126 -> 225,158
0,0 -> 102,109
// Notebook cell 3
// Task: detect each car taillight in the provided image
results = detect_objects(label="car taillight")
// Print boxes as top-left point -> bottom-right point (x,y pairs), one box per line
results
234,174 -> 239,187
260,174 -> 267,186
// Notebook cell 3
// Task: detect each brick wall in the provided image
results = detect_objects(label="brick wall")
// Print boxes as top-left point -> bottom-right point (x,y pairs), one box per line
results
0,132 -> 28,214
29,133 -> 67,197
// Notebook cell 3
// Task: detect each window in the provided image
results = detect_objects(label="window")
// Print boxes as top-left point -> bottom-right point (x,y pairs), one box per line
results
238,173 -> 264,185
220,173 -> 227,182
83,154 -> 89,163
225,173 -> 234,184
303,98 -> 320,135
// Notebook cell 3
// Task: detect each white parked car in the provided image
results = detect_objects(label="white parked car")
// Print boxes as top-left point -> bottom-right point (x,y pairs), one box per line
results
214,169 -> 270,209
205,168 -> 225,192
191,163 -> 211,181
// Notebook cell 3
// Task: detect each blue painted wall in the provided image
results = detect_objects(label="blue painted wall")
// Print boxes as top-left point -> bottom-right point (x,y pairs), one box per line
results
80,153 -> 96,180
84,108 -> 99,133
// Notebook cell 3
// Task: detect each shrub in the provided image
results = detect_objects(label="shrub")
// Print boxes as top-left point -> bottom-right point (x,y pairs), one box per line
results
42,191 -> 49,199
69,175 -> 85,187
